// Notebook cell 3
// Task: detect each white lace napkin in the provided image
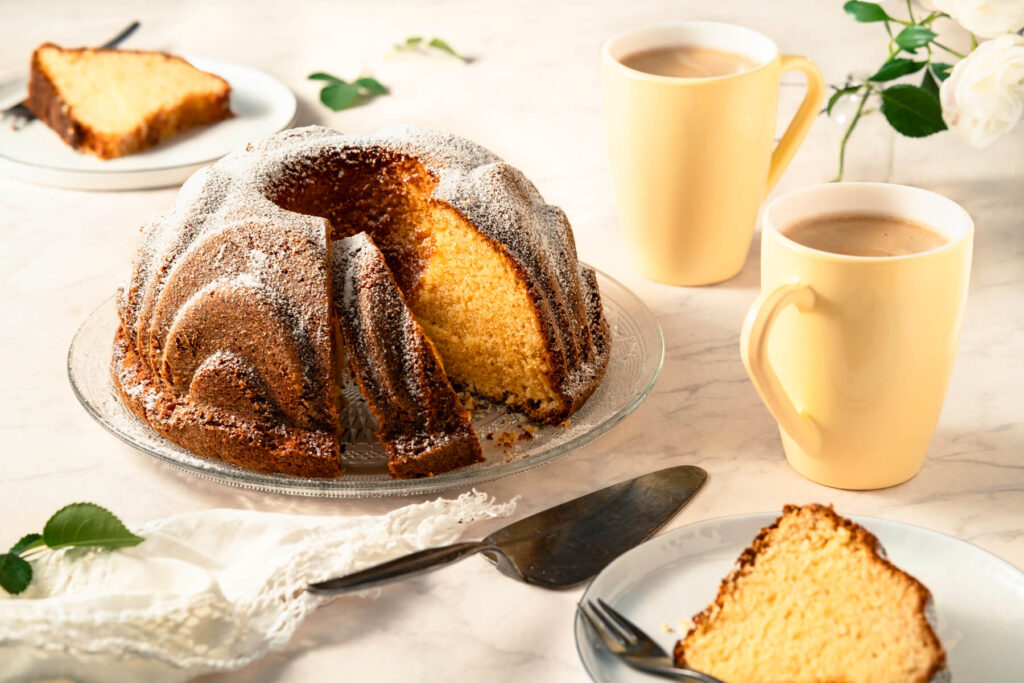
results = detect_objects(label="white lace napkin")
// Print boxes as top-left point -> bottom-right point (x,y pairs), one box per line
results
0,491 -> 515,683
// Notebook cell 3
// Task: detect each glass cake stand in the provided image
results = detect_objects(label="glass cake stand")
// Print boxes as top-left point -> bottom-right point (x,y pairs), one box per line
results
67,268 -> 663,498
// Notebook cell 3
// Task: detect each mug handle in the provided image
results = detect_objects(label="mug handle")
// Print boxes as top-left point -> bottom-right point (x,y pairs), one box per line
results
766,55 -> 825,193
740,281 -> 821,455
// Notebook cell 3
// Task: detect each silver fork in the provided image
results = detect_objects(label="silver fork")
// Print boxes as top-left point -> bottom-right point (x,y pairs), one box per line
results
2,20 -> 141,128
579,598 -> 725,683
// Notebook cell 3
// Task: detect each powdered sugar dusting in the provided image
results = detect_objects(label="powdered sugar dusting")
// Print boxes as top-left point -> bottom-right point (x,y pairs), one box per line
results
115,124 -> 608,469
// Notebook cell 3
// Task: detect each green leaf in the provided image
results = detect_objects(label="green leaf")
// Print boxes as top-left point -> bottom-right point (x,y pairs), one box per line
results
826,86 -> 862,115
355,77 -> 388,95
394,36 -> 423,52
428,37 -> 465,61
930,62 -> 954,81
9,533 -> 43,555
895,26 -> 937,51
308,72 -> 344,84
42,503 -> 144,550
319,82 -> 360,111
880,84 -> 947,137
920,67 -> 940,98
0,553 -> 32,595
868,58 -> 926,82
843,1 -> 891,22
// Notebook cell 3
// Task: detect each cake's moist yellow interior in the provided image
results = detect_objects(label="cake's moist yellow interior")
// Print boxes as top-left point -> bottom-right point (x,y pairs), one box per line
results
681,510 -> 940,683
37,46 -> 226,134
267,150 -> 560,413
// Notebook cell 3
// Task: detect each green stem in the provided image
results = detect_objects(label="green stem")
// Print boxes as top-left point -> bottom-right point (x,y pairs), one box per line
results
833,87 -> 873,183
905,0 -> 916,23
19,546 -> 48,560
932,40 -> 966,58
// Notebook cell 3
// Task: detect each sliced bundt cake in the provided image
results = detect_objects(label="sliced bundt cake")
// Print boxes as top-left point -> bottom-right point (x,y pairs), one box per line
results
113,125 -> 609,478
331,233 -> 483,478
28,43 -> 232,159
674,504 -> 946,683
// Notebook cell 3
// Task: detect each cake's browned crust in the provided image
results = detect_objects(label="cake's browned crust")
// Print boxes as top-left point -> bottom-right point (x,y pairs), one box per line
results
112,328 -> 341,478
332,233 -> 483,479
114,126 -> 608,479
27,43 -> 232,160
674,504 -> 946,683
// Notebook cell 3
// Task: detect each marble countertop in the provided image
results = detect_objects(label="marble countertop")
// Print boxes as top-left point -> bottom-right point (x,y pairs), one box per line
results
2,1 -> 1021,680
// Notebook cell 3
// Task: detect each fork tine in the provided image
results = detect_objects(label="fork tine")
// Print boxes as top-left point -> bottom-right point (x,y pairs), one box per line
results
596,598 -> 657,646
589,599 -> 637,645
579,603 -> 626,654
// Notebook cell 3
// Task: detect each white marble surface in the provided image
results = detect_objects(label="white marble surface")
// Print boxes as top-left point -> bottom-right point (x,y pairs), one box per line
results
1,1 -> 1022,681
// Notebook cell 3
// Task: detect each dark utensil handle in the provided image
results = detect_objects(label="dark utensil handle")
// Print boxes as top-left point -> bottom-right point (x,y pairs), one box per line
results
306,541 -> 494,595
101,21 -> 141,49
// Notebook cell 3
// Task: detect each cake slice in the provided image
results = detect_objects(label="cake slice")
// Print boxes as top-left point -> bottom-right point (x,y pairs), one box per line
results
675,504 -> 946,683
331,232 -> 484,478
27,43 -> 232,159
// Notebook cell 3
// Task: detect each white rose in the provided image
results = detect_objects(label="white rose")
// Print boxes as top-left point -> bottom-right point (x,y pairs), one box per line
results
940,34 -> 1024,148
925,0 -> 1024,38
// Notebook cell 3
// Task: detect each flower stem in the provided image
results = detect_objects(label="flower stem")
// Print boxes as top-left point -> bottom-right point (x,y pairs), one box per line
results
833,87 -> 873,182
905,0 -> 916,24
932,40 -> 966,59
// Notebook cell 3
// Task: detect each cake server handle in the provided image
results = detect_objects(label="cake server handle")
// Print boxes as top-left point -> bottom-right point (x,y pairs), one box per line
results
306,541 -> 496,595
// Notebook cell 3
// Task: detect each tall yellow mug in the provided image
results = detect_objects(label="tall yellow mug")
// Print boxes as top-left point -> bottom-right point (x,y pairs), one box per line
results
602,22 -> 825,286
741,183 -> 974,489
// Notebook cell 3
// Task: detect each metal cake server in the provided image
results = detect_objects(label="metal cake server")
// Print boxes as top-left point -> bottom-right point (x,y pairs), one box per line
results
307,464 -> 707,595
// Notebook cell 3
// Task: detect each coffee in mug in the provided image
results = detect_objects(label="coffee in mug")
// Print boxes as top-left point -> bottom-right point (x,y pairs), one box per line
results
782,213 -> 949,257
741,183 -> 974,490
602,22 -> 825,286
619,45 -> 759,78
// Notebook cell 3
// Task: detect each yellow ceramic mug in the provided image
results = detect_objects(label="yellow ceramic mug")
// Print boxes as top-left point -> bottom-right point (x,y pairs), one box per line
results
741,183 -> 974,489
602,22 -> 824,286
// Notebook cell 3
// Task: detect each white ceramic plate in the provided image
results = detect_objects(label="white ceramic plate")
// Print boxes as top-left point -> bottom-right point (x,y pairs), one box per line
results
0,57 -> 296,190
575,513 -> 1024,682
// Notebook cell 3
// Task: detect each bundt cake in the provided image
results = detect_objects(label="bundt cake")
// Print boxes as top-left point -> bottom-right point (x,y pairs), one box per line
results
113,125 -> 609,478
674,504 -> 946,683
28,43 -> 232,159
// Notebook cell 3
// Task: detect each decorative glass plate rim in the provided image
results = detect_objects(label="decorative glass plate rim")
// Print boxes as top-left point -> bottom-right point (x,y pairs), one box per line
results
67,266 -> 664,498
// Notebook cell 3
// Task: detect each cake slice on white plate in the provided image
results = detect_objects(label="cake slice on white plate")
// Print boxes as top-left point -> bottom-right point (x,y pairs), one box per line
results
27,43 -> 232,159
674,504 -> 946,683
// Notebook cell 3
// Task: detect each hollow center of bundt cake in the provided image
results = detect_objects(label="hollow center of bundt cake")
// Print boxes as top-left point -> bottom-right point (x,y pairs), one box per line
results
263,149 -> 560,413
682,511 -> 941,682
